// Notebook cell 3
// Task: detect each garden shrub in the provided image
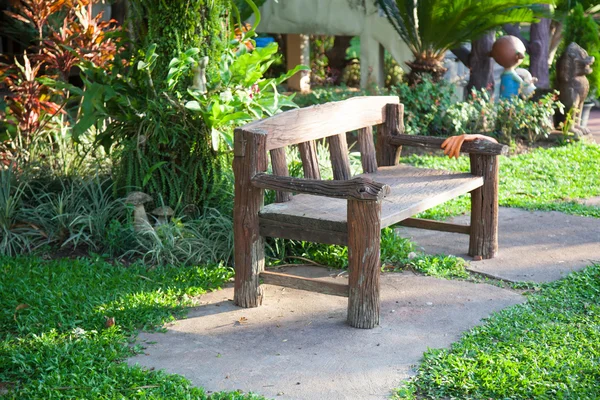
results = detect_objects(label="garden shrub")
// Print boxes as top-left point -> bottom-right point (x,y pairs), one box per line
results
389,77 -> 456,135
445,89 -> 561,143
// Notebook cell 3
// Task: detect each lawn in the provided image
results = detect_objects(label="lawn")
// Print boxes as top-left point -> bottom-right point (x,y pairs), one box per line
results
0,256 -> 265,399
406,142 -> 600,220
396,263 -> 600,399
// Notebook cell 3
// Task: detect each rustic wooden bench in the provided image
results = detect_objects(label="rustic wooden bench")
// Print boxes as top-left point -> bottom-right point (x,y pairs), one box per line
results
233,96 -> 508,329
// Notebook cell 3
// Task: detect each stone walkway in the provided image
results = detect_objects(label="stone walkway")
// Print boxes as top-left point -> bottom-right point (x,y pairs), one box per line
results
127,109 -> 600,399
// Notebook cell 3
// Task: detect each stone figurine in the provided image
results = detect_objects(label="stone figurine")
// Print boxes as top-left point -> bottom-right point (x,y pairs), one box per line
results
490,35 -> 527,99
191,56 -> 209,93
556,43 -> 595,136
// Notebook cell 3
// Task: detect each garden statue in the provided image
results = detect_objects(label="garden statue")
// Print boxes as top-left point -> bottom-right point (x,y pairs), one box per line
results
490,35 -> 528,100
191,56 -> 209,93
556,43 -> 595,136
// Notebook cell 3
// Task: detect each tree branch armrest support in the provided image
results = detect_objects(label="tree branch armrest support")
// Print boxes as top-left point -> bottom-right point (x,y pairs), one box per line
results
251,173 -> 390,201
388,134 -> 508,156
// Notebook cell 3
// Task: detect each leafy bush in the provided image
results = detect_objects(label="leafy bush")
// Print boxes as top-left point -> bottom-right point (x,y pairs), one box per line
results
0,0 -> 121,169
445,89 -> 561,143
494,92 -> 561,143
0,168 -> 44,256
389,77 -> 457,135
126,208 -> 234,267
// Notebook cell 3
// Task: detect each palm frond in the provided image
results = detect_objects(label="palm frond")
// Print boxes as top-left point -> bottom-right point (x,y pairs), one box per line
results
377,0 -> 555,60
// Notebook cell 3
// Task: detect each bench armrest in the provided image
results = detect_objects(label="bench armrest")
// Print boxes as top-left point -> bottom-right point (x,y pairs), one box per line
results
251,173 -> 390,201
389,134 -> 508,156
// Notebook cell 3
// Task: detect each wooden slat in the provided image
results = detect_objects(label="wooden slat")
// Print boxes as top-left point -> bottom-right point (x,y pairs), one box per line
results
399,218 -> 471,234
389,134 -> 509,156
298,141 -> 321,180
260,271 -> 349,297
357,126 -> 377,173
260,217 -> 348,246
252,173 -> 390,201
269,148 -> 292,203
327,133 -> 351,180
259,165 -> 484,233
241,96 -> 400,151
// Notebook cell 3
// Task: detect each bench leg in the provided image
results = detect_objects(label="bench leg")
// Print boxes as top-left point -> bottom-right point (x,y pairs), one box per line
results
347,199 -> 382,329
233,130 -> 266,307
469,154 -> 499,259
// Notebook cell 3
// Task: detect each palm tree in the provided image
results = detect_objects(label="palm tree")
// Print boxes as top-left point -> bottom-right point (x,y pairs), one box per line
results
377,0 -> 554,85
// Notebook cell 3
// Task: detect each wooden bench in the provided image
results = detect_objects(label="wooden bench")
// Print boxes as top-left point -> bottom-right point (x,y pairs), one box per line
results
233,96 -> 508,329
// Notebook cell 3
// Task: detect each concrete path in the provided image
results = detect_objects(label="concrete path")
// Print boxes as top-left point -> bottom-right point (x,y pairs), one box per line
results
397,208 -> 600,283
129,267 -> 523,399
588,109 -> 600,143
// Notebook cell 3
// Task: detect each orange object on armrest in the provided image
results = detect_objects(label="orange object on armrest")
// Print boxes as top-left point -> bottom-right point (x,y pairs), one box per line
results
441,134 -> 499,159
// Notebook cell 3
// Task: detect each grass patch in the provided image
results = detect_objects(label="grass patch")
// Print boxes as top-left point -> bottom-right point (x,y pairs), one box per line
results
395,263 -> 600,399
404,142 -> 600,220
0,256 -> 266,399
268,228 -> 470,280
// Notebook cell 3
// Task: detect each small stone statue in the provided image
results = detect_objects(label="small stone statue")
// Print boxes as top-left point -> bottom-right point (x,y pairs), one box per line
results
191,56 -> 209,93
556,43 -> 595,136
490,35 -> 528,100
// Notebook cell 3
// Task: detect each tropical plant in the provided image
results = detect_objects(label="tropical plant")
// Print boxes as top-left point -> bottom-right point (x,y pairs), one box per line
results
127,207 -> 234,266
0,0 -> 122,169
377,0 -> 554,84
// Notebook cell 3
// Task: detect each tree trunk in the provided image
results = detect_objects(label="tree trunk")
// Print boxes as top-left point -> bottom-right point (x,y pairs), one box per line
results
325,36 -> 352,85
529,17 -> 552,89
465,31 -> 496,95
406,58 -> 447,86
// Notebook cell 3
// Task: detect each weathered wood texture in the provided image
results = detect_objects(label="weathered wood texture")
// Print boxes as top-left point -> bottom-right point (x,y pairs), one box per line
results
377,103 -> 404,167
389,134 -> 508,156
328,133 -> 352,180
241,96 -> 399,150
270,147 -> 292,203
298,141 -> 321,180
233,129 -> 267,307
252,173 -> 391,201
259,165 -> 483,235
347,199 -> 382,328
357,126 -> 377,173
399,218 -> 471,235
469,154 -> 499,259
260,271 -> 349,297
260,217 -> 348,246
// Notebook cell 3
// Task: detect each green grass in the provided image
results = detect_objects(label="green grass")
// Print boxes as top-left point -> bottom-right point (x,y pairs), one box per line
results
268,228 -> 470,280
404,142 -> 600,220
0,256 -> 266,399
395,263 -> 600,399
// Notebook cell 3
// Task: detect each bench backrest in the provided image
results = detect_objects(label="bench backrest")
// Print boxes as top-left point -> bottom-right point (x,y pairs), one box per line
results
235,96 -> 404,203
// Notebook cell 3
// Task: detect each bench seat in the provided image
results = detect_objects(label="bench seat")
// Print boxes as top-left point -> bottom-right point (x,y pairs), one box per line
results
259,165 -> 484,245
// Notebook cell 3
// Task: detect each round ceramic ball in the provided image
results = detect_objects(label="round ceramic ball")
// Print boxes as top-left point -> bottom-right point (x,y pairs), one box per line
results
490,35 -> 527,69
